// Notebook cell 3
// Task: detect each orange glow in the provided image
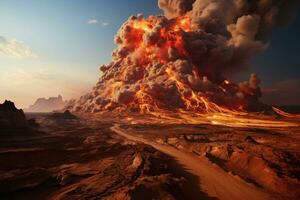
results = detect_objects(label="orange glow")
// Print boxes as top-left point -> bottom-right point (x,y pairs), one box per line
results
132,20 -> 152,33
272,107 -> 300,119
127,15 -> 193,65
174,16 -> 192,32
112,81 -> 122,88
164,65 -> 245,115
100,15 -> 300,128
133,86 -> 158,113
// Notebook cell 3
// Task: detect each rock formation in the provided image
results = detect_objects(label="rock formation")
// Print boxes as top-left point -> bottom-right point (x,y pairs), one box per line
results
49,110 -> 79,120
25,95 -> 66,113
0,100 -> 28,128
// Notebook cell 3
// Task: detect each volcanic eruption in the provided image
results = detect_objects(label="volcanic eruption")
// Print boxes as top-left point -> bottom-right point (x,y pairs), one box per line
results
68,0 -> 299,125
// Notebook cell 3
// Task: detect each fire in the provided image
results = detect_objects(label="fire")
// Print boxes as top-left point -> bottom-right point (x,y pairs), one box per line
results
132,20 -> 152,33
224,80 -> 230,85
112,81 -> 122,88
134,87 -> 158,112
174,16 -> 192,32
127,16 -> 199,113
70,13 -> 300,128
126,15 -> 192,65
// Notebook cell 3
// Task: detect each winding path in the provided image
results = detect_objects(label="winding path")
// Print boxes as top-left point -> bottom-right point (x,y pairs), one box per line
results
111,124 -> 273,200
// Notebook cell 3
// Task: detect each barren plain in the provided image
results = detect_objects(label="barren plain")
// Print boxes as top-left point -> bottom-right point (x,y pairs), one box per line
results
0,112 -> 299,200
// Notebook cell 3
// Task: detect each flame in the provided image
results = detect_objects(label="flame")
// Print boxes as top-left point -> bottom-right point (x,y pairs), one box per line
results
96,15 -> 300,128
125,15 -> 243,116
224,80 -> 230,85
125,15 -> 193,65
165,64 -> 246,115
112,81 -> 123,88
174,16 -> 192,32
134,87 -> 158,112
132,20 -> 152,33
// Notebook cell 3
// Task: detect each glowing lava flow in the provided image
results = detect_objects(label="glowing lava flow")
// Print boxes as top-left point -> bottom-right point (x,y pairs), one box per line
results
126,16 -> 299,127
70,14 -> 300,128
272,107 -> 300,119
138,16 -> 294,127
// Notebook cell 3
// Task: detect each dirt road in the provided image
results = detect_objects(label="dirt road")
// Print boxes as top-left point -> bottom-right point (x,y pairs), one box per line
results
111,124 -> 274,200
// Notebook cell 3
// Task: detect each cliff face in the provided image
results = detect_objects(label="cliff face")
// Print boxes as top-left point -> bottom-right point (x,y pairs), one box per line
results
25,95 -> 66,113
0,100 -> 28,128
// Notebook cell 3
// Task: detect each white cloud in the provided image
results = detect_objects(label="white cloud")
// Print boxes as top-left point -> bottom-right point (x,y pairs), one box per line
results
102,22 -> 109,26
0,35 -> 37,59
87,19 -> 98,25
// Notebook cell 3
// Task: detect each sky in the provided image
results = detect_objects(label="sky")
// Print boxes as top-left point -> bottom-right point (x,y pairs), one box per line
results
0,0 -> 299,108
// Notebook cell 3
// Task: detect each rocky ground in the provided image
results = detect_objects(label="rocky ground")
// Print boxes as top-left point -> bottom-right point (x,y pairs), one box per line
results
0,113 -> 205,200
0,110 -> 299,200
120,123 -> 300,199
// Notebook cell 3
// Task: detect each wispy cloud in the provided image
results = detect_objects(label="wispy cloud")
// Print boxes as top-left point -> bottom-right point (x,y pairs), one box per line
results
87,19 -> 98,25
0,35 -> 37,59
87,19 -> 109,27
102,22 -> 109,26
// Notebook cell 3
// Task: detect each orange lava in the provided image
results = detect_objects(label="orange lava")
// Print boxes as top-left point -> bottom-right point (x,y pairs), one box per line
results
103,15 -> 300,128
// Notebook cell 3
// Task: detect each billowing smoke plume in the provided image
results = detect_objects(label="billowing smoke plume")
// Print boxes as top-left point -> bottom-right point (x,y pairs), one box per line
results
159,0 -> 298,33
68,0 -> 299,113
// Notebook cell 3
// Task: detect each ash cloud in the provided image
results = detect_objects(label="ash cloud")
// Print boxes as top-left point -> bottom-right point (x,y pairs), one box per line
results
159,0 -> 299,35
68,0 -> 299,113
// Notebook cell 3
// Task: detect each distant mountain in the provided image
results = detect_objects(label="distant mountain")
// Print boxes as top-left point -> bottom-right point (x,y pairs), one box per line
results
25,95 -> 67,113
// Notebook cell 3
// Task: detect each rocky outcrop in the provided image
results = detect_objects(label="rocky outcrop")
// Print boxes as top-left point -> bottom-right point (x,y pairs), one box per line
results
49,110 -> 78,120
25,95 -> 66,113
0,100 -> 27,128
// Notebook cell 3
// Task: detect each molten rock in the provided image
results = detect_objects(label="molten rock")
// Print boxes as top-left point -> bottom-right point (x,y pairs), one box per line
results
67,0 -> 299,114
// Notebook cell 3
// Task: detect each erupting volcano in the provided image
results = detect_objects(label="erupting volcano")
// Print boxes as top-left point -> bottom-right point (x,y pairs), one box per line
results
67,0 -> 299,127
1,1 -> 300,199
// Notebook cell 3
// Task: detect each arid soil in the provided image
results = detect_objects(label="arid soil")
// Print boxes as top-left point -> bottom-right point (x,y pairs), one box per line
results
118,123 -> 300,199
0,113 -> 208,200
0,113 -> 299,200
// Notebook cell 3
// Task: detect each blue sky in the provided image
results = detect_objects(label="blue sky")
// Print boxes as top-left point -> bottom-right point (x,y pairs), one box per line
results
0,0 -> 299,107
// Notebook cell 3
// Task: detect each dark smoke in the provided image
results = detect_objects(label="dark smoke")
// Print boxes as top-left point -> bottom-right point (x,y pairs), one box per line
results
67,0 -> 299,113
